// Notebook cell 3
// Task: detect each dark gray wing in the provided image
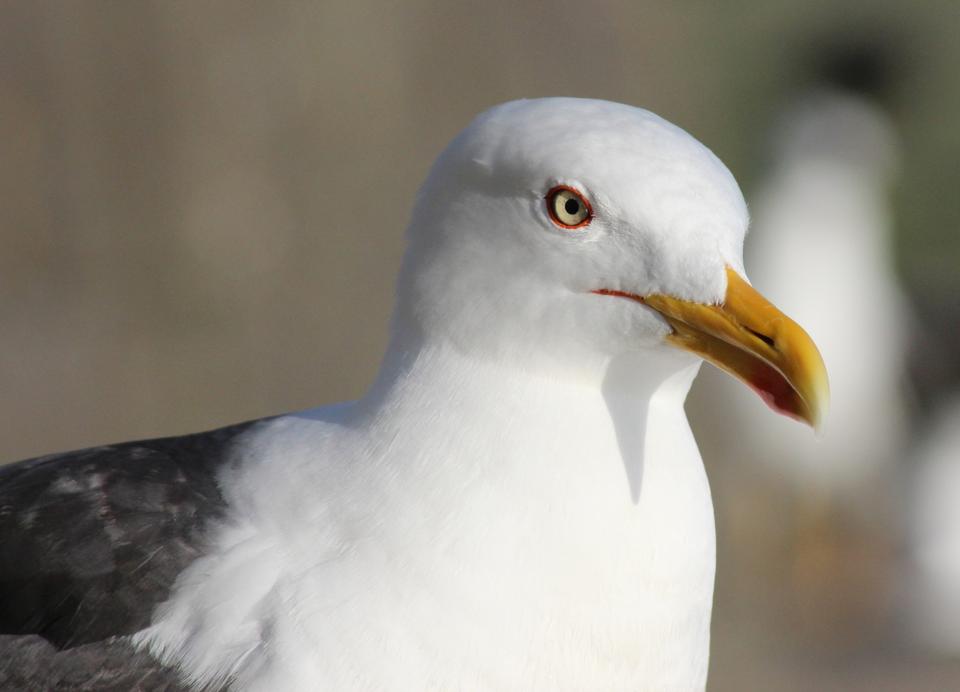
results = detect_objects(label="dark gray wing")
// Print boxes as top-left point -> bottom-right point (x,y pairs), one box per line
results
0,419 -> 266,688
0,635 -> 190,691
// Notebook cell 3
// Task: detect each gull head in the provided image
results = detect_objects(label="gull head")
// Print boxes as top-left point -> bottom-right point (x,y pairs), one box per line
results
395,98 -> 828,428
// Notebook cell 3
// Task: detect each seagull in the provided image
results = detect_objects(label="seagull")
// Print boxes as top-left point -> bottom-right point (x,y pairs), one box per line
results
0,97 -> 827,691
726,85 -> 908,497
688,56 -> 910,643
907,394 -> 960,653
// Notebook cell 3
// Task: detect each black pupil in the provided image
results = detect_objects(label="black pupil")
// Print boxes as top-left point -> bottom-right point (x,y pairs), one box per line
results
563,197 -> 581,216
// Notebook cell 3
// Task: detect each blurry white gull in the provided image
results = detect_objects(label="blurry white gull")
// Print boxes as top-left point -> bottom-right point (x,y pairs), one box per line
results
720,87 -> 908,497
0,98 -> 828,691
907,395 -> 960,653
687,80 -> 909,645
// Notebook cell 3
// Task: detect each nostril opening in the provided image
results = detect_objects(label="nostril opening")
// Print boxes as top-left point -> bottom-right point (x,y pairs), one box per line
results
746,327 -> 776,349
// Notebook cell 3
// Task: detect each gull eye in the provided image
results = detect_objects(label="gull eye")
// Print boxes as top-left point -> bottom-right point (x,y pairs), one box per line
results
546,186 -> 592,229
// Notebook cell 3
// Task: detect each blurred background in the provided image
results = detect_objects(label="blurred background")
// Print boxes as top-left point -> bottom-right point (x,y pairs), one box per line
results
2,1 -> 959,689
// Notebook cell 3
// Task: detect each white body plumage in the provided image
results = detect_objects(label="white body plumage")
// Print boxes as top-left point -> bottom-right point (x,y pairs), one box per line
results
139,347 -> 714,690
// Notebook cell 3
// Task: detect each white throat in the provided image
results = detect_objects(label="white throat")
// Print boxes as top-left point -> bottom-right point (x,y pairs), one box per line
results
138,343 -> 716,691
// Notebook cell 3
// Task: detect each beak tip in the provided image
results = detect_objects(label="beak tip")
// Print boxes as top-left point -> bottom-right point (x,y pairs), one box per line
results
805,375 -> 830,435
809,411 -> 825,435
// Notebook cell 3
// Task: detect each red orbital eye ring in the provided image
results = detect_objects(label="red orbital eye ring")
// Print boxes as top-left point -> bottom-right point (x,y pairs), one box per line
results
545,185 -> 593,229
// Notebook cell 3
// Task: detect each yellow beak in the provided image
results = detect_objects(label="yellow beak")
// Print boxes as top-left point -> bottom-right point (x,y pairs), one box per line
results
598,267 -> 829,429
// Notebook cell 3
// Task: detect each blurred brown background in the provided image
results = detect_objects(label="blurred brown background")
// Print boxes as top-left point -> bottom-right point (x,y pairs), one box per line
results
2,2 -> 959,690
